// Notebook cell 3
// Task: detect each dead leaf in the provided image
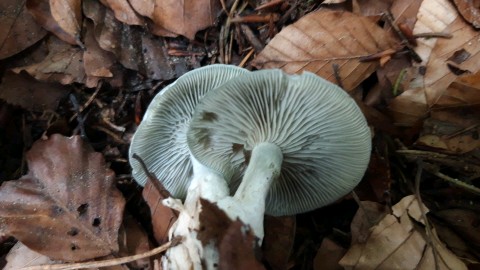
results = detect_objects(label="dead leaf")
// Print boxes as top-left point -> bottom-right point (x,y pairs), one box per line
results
26,0 -> 78,46
118,215 -> 152,269
339,196 -> 468,269
12,36 -> 86,85
262,215 -> 295,270
99,0 -> 144,25
142,180 -> 178,245
49,0 -> 83,47
416,109 -> 480,153
388,87 -> 429,126
198,198 -> 234,246
412,0 -> 480,106
83,0 -> 178,81
0,0 -> 47,60
353,0 -> 394,16
453,0 -> 480,28
0,71 -> 69,112
129,0 -> 222,39
218,221 -> 265,270
435,71 -> 480,107
4,242 -> 58,269
0,134 -> 126,261
434,209 -> 480,251
252,9 -> 398,91
313,238 -> 346,270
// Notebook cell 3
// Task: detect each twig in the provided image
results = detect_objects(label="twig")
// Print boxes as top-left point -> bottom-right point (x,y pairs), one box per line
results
422,162 -> 480,195
239,48 -> 255,67
413,32 -> 453,39
69,83 -> 102,122
131,153 -> 174,200
21,237 -> 182,270
69,93 -> 87,140
383,11 -> 422,62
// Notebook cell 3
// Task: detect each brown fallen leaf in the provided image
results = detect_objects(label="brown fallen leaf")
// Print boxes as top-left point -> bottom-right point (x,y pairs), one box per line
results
49,0 -> 83,46
0,71 -> 69,112
434,71 -> 480,107
129,0 -> 222,39
218,221 -> 265,270
412,0 -> 480,106
453,0 -> 480,28
4,242 -> 58,270
339,196 -> 468,269
0,0 -> 47,60
388,87 -> 428,127
252,9 -> 398,91
0,134 -> 126,261
416,109 -> 480,154
99,0 -> 144,25
142,180 -> 178,245
12,36 -> 86,85
83,0 -> 178,81
313,238 -> 346,270
26,0 -> 79,46
262,215 -> 295,270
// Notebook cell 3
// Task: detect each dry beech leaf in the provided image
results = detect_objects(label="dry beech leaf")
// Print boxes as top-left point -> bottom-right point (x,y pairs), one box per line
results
49,0 -> 82,46
26,0 -> 78,46
129,0 -> 222,39
83,0 -> 178,81
99,0 -> 144,25
262,216 -> 295,270
313,238 -> 346,270
218,221 -> 265,270
353,0 -> 394,16
416,109 -> 480,153
435,70 -> 480,107
339,196 -> 468,270
83,21 -> 115,87
12,36 -> 85,85
252,9 -> 398,91
388,88 -> 428,126
412,0 -> 480,106
4,242 -> 58,270
0,134 -> 126,261
0,0 -> 47,60
142,180 -> 178,245
0,71 -> 69,112
453,0 -> 480,28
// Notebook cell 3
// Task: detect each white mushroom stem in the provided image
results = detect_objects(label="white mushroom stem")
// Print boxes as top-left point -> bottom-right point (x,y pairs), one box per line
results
217,142 -> 283,242
162,154 -> 230,270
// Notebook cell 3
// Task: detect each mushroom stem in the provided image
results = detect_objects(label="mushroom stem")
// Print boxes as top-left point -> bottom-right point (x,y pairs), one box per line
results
219,142 -> 283,241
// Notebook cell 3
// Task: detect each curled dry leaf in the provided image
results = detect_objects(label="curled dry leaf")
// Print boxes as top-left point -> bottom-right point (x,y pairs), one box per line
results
83,0 -> 178,81
0,134 -> 126,261
142,180 -> 178,245
0,0 -> 47,60
453,0 -> 480,28
129,0 -> 222,39
413,0 -> 480,106
26,0 -> 80,46
12,36 -> 86,85
49,0 -> 83,46
99,0 -> 144,25
252,9 -> 398,91
339,195 -> 468,270
0,71 -> 69,112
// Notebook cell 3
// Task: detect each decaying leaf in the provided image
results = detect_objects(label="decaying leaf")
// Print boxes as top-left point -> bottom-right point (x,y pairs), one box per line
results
0,134 -> 126,261
142,180 -> 178,245
49,0 -> 83,46
99,0 -> 144,25
412,0 -> 480,106
128,0 -> 222,39
4,242 -> 58,270
435,70 -> 480,107
83,0 -> 178,81
0,71 -> 69,112
388,87 -> 428,126
416,109 -> 480,153
218,220 -> 265,270
0,0 -> 47,60
453,0 -> 480,28
12,36 -> 86,85
26,0 -> 80,46
339,196 -> 468,269
313,238 -> 347,270
262,215 -> 296,270
252,9 -> 398,91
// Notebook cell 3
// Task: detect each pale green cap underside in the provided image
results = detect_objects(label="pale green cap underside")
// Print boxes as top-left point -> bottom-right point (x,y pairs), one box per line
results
187,69 -> 371,216
129,64 -> 249,199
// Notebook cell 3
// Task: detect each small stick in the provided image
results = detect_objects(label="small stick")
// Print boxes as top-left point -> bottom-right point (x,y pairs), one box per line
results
21,237 -> 182,270
69,83 -> 102,122
413,32 -> 453,39
239,48 -> 255,67
383,11 -> 422,63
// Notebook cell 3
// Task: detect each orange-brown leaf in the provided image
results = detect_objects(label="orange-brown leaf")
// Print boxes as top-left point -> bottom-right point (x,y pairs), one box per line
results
49,0 -> 82,46
0,134 -> 126,261
252,10 -> 398,91
0,0 -> 47,60
453,0 -> 480,28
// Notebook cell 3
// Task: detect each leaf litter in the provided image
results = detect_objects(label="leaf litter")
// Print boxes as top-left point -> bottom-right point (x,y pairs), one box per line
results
1,0 -> 480,269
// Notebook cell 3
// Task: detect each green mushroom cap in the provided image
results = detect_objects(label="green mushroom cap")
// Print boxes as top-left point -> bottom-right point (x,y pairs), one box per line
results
187,69 -> 371,216
129,64 -> 249,199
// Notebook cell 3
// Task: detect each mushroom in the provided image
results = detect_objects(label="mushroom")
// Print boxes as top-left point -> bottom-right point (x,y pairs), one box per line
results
187,69 -> 371,241
128,64 -> 249,202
